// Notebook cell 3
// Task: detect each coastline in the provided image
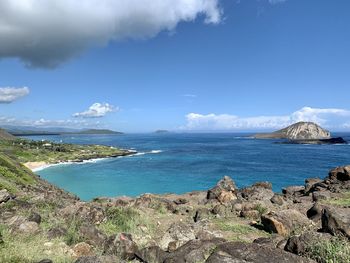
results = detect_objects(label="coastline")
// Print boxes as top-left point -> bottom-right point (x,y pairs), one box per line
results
24,149 -> 138,172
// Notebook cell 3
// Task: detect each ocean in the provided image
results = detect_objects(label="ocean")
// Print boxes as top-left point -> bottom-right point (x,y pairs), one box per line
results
27,133 -> 350,201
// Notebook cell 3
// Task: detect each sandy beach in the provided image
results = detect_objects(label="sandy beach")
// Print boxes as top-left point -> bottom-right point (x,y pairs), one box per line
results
23,161 -> 49,171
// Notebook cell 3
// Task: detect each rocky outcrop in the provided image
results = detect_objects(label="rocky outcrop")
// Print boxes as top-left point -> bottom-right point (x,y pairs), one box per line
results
206,242 -> 315,263
284,231 -> 332,255
321,207 -> 350,239
261,210 -> 312,236
207,176 -> 237,203
254,122 -> 331,140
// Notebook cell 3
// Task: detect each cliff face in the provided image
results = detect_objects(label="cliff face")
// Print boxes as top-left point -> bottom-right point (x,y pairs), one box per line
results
255,122 -> 331,140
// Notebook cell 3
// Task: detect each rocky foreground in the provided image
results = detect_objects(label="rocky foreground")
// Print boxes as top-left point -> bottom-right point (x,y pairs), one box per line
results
1,163 -> 350,262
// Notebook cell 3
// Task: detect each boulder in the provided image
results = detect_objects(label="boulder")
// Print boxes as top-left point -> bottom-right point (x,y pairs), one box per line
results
261,209 -> 312,236
73,242 -> 93,258
74,256 -> 118,263
312,191 -> 330,202
207,176 -> 237,202
0,189 -> 12,203
321,207 -> 350,239
282,186 -> 305,196
159,222 -> 196,251
18,221 -> 39,234
79,224 -> 106,247
103,233 -> 138,260
284,231 -> 332,256
205,242 -> 315,263
28,212 -> 42,224
137,246 -> 169,263
239,182 -> 274,201
304,178 -> 323,193
47,226 -> 68,239
253,235 -> 286,249
37,260 -> 53,263
328,165 -> 350,181
173,198 -> 188,205
193,208 -> 211,222
240,210 -> 260,220
270,194 -> 284,205
164,239 -> 226,263
306,203 -> 324,221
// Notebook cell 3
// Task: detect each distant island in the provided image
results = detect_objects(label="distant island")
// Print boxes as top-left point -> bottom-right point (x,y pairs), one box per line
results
254,121 -> 347,144
155,129 -> 170,133
6,128 -> 123,136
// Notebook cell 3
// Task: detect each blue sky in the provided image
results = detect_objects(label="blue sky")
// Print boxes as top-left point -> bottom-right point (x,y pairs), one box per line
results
1,0 -> 350,132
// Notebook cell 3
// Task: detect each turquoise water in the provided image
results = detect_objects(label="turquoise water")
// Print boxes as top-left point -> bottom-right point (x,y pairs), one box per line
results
28,133 -> 350,201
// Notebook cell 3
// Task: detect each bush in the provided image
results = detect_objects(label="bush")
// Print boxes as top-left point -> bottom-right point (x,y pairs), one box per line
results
306,236 -> 350,263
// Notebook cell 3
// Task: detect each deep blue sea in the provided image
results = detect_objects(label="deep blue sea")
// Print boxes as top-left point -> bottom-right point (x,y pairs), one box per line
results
26,133 -> 350,201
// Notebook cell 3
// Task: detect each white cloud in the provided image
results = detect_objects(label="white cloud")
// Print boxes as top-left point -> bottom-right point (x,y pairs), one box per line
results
183,94 -> 197,98
0,0 -> 221,68
0,87 -> 30,103
73,103 -> 117,118
184,107 -> 350,131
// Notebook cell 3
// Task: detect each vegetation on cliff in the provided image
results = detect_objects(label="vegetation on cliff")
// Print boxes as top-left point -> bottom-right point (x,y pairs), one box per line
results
0,137 -> 349,262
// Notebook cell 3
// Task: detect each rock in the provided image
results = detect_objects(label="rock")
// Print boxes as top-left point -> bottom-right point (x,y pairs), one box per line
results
305,178 -> 323,193
0,189 -> 12,203
47,226 -> 68,239
322,207 -> 350,239
284,231 -> 332,255
312,191 -> 330,202
306,203 -> 324,221
37,260 -> 53,263
18,221 -> 39,234
217,190 -> 237,203
207,176 -> 237,202
28,212 -> 42,224
206,241 -> 315,263
103,233 -> 138,260
74,256 -> 118,263
261,209 -> 312,236
61,203 -> 105,225
328,165 -> 350,181
270,194 -> 284,205
164,239 -> 226,263
73,242 -> 93,257
194,208 -> 211,222
159,222 -> 196,251
240,182 -> 274,201
253,235 -> 286,249
173,198 -> 188,205
240,210 -> 260,220
212,204 -> 231,216
79,224 -> 106,247
282,186 -> 305,196
137,246 -> 169,263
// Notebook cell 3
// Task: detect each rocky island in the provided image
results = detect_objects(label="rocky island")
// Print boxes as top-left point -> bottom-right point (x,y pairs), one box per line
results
254,122 -> 347,144
0,134 -> 349,262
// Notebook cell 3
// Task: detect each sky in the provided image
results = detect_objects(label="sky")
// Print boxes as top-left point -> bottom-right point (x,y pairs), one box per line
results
0,0 -> 350,132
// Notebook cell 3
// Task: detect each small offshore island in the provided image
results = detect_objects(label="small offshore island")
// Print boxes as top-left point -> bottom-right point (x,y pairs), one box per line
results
0,127 -> 349,263
254,121 -> 348,145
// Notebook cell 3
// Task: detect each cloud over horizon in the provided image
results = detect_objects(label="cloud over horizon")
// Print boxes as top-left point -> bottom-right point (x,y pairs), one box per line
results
73,103 -> 117,118
184,107 -> 350,131
0,0 -> 222,68
0,87 -> 30,103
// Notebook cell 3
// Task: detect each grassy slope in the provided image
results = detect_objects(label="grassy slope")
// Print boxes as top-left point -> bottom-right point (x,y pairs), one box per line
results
0,139 -> 129,164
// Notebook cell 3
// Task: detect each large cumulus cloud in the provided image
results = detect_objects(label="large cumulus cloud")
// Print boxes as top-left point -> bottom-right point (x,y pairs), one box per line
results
0,0 -> 221,68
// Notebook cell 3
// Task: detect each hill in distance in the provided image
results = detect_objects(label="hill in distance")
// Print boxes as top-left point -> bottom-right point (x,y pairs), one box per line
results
254,122 -> 331,140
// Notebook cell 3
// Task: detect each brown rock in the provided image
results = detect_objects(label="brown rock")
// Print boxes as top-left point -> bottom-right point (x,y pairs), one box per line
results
73,242 -> 93,258
329,165 -> 350,181
207,176 -> 237,202
261,209 -> 312,236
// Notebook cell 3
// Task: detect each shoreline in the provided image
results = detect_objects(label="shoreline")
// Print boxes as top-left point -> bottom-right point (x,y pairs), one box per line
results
24,149 -> 138,172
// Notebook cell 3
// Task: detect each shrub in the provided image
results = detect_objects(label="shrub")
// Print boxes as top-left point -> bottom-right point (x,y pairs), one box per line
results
306,236 -> 350,263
